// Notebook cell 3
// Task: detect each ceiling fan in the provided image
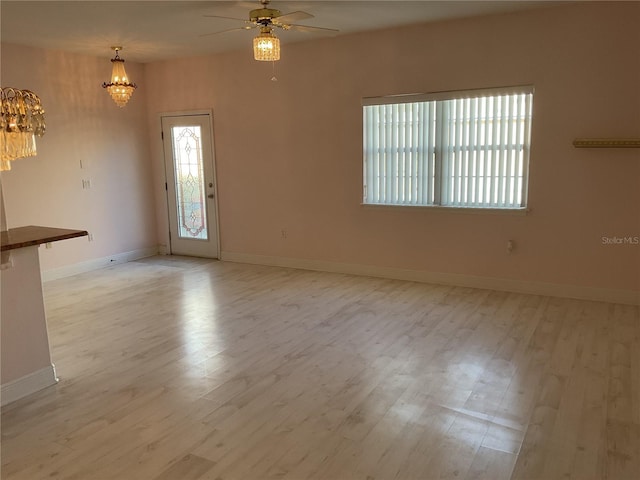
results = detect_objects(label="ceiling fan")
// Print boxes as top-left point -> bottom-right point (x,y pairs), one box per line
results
203,0 -> 339,61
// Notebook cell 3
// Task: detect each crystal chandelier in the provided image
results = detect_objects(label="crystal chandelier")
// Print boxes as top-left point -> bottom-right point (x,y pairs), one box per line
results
102,47 -> 137,107
253,27 -> 280,61
0,87 -> 46,171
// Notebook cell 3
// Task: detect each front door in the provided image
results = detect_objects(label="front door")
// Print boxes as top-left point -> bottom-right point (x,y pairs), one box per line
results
161,114 -> 219,258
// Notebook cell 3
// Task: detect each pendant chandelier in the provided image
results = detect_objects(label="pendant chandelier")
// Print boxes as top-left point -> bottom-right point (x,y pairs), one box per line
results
102,47 -> 137,108
253,27 -> 280,61
0,87 -> 46,171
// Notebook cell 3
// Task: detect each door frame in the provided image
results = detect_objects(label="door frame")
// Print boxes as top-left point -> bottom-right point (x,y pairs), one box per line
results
159,109 -> 221,259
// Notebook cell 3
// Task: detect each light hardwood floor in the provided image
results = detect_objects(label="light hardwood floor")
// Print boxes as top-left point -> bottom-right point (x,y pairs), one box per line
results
1,257 -> 639,480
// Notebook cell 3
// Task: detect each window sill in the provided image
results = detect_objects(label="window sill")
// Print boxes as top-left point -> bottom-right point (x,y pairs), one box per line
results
360,203 -> 530,216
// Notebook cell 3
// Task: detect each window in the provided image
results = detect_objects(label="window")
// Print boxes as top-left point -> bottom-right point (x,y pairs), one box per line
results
363,86 -> 533,209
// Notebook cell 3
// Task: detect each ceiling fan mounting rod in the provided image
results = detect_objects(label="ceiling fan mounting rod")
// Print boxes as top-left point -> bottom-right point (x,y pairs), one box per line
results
250,0 -> 281,24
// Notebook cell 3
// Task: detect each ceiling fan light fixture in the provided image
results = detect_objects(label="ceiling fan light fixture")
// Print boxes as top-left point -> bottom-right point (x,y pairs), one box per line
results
102,47 -> 137,107
253,27 -> 280,61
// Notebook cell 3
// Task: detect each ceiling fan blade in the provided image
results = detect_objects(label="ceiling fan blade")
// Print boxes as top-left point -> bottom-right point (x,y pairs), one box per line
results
273,11 -> 314,24
285,23 -> 340,33
203,14 -> 252,24
199,26 -> 254,37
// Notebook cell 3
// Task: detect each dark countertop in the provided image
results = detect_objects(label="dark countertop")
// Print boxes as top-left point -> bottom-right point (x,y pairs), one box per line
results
1,225 -> 88,252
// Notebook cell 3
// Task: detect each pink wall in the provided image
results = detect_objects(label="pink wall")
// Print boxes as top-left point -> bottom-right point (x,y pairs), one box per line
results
1,44 -> 157,270
144,3 -> 639,294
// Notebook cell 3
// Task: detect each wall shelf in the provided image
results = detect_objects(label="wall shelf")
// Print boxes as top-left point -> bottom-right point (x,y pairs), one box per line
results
572,138 -> 640,148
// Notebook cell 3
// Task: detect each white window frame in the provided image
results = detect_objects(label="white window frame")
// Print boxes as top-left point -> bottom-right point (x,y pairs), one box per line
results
362,86 -> 533,210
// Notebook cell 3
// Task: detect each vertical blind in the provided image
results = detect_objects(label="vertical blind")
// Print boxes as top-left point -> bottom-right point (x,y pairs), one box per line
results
363,87 -> 533,208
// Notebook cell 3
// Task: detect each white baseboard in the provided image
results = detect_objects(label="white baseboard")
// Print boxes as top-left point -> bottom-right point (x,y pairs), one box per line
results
1,364 -> 58,407
220,252 -> 639,306
42,246 -> 159,282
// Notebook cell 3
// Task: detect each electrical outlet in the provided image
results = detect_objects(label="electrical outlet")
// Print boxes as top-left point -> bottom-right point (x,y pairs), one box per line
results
88,233 -> 94,242
281,229 -> 288,239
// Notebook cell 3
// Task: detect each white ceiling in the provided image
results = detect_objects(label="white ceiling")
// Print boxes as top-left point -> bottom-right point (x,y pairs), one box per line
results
1,1 -> 563,63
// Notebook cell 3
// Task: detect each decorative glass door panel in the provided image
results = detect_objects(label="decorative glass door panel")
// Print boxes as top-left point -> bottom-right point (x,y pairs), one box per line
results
162,114 -> 219,258
172,126 -> 208,240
